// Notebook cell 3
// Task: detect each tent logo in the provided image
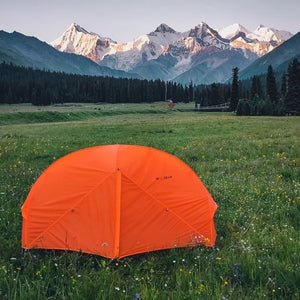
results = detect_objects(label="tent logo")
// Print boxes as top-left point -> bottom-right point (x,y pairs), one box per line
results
155,175 -> 173,180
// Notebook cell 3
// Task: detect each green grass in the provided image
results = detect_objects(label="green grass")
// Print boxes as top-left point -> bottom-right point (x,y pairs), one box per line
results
0,103 -> 299,299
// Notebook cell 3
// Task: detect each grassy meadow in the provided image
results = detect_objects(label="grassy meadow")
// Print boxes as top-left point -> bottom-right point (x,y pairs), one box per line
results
0,102 -> 299,299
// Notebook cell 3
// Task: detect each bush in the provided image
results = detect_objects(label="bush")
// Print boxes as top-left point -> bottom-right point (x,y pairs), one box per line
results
236,99 -> 251,116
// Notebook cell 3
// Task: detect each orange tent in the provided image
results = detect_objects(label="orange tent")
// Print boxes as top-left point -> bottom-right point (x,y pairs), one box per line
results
22,145 -> 217,259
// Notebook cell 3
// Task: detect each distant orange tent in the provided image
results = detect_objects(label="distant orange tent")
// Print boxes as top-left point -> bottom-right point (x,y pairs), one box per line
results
21,145 -> 217,259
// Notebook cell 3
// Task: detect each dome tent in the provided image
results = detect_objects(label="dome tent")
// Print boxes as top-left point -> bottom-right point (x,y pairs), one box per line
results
22,145 -> 217,259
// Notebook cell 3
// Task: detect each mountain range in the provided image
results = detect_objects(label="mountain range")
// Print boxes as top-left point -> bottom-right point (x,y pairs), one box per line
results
0,22 -> 298,85
51,22 -> 294,84
239,31 -> 300,79
0,30 -> 140,79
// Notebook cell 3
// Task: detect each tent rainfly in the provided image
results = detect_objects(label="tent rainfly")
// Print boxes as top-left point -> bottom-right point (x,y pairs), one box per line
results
22,145 -> 218,259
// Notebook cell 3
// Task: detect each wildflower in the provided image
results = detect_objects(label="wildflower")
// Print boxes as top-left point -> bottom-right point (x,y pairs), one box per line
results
135,293 -> 140,299
179,268 -> 183,272
115,263 -> 119,266
123,264 -> 127,268
224,281 -> 228,285
141,277 -> 144,280
199,284 -> 206,292
216,257 -> 221,260
272,289 -> 276,293
16,267 -> 21,271
115,287 -> 120,291
36,270 -> 41,276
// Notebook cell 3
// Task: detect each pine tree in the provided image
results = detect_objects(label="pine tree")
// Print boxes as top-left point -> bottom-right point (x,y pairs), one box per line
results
266,65 -> 279,104
251,75 -> 262,99
230,67 -> 239,111
188,81 -> 194,103
281,72 -> 287,96
285,58 -> 300,114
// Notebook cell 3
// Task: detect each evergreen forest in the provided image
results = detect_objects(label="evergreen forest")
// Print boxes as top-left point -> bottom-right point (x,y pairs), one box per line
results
0,59 -> 299,115
0,63 -> 191,105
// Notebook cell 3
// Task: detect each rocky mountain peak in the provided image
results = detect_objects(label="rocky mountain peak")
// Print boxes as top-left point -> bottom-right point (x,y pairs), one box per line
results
68,23 -> 89,34
153,23 -> 176,34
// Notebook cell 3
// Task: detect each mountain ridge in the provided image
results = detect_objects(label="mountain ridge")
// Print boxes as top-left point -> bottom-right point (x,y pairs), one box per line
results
50,22 -> 293,84
0,30 -> 141,79
239,31 -> 300,79
0,22 -> 297,86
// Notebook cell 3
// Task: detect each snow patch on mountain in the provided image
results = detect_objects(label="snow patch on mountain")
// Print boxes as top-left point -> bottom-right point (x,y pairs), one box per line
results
251,25 -> 292,42
218,23 -> 250,39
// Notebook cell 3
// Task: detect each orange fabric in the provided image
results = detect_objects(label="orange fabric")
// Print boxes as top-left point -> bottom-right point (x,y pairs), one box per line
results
21,145 -> 218,259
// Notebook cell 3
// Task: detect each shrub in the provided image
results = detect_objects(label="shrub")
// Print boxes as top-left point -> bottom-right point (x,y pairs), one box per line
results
236,99 -> 251,116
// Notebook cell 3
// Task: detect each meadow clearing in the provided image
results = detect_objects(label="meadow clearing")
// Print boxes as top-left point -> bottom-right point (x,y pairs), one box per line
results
0,102 -> 299,299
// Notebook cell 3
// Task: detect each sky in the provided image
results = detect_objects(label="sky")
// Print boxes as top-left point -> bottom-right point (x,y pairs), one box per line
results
1,0 -> 299,43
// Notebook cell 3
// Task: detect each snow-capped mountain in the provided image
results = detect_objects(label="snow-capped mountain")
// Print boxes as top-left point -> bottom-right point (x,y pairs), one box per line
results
98,23 -> 184,71
251,25 -> 293,42
51,23 -> 118,61
240,31 -> 300,80
218,23 -> 292,43
50,22 -> 293,84
218,23 -> 293,56
0,30 -> 141,79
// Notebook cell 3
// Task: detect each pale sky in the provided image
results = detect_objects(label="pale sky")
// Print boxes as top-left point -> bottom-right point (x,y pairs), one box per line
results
1,0 -> 299,43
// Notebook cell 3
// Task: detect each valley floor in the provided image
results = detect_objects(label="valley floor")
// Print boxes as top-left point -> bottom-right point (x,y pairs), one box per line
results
0,104 -> 299,299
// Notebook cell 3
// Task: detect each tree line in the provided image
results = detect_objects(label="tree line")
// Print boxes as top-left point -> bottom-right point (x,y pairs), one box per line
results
231,58 -> 300,116
0,62 -> 193,105
0,59 -> 299,115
